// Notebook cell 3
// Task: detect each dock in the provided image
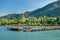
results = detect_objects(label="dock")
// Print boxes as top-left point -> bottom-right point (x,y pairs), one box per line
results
7,26 -> 60,32
7,27 -> 23,31
23,26 -> 60,32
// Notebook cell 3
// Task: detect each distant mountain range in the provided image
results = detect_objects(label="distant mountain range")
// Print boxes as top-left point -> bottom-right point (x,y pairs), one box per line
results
0,0 -> 60,19
0,12 -> 31,19
28,0 -> 60,17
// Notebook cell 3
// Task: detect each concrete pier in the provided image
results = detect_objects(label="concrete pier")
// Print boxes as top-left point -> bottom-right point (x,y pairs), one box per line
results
7,27 -> 22,31
23,26 -> 60,32
7,26 -> 60,32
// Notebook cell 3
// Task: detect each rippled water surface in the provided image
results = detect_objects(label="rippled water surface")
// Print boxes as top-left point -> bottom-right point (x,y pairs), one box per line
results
0,26 -> 60,40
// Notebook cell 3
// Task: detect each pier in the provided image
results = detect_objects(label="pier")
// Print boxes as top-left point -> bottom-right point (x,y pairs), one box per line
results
7,27 -> 23,31
7,26 -> 60,32
23,26 -> 60,32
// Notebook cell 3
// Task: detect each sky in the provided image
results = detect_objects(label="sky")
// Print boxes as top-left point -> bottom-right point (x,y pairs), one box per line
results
0,0 -> 58,16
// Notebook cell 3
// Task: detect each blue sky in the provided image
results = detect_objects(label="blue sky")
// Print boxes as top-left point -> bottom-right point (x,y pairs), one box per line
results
0,0 -> 57,16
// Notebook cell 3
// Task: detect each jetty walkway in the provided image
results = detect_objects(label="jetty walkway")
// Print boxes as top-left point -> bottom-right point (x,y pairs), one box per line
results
7,26 -> 60,32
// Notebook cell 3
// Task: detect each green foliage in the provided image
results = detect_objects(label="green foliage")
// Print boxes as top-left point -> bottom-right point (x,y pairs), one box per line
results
0,16 -> 60,26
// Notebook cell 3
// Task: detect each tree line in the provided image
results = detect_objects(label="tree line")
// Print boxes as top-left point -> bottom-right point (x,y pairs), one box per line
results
0,16 -> 60,26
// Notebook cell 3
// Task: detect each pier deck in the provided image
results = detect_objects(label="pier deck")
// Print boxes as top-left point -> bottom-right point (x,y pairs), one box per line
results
7,26 -> 60,32
23,26 -> 60,32
7,27 -> 23,31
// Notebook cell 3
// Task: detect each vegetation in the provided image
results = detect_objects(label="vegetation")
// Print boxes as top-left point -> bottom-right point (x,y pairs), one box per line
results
0,1 -> 60,26
0,16 -> 60,26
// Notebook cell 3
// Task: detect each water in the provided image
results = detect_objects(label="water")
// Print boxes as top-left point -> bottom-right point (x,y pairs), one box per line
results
0,26 -> 60,40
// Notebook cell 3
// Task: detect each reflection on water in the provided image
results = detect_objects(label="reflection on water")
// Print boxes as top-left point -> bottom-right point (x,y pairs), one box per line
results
0,26 -> 60,40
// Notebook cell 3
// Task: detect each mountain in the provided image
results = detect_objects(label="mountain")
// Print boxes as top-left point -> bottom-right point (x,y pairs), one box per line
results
0,11 -> 30,20
28,0 -> 60,17
0,0 -> 60,19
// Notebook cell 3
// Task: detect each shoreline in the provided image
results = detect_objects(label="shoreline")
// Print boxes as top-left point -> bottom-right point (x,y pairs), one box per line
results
0,25 -> 60,27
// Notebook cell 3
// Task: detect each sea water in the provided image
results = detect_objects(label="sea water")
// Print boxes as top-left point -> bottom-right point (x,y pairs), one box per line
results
0,26 -> 60,40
